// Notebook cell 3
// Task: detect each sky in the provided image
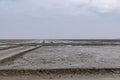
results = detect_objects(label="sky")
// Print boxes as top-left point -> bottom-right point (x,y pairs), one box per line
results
0,0 -> 120,39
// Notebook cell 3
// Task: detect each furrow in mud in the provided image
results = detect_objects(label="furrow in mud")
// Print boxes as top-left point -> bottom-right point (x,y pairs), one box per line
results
0,45 -> 42,63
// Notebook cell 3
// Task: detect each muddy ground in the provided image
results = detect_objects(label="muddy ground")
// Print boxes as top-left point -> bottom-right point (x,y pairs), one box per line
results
1,39 -> 120,80
1,45 -> 120,69
1,69 -> 120,80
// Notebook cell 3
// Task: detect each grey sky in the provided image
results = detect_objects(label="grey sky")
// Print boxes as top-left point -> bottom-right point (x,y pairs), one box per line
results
0,0 -> 120,39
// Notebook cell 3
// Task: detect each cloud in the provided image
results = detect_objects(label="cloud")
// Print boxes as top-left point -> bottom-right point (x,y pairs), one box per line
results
90,0 -> 120,13
0,0 -> 120,17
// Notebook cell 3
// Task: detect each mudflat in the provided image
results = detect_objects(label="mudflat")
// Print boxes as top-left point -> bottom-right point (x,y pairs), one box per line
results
1,39 -> 120,80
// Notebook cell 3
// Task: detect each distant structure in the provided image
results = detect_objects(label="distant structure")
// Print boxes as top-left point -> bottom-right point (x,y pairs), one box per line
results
51,41 -> 53,44
42,40 -> 45,45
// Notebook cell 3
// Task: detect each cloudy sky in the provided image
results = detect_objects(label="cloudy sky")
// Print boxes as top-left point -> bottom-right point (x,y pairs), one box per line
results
0,0 -> 120,39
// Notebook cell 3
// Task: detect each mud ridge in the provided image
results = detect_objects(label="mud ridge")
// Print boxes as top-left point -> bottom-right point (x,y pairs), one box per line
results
0,68 -> 120,76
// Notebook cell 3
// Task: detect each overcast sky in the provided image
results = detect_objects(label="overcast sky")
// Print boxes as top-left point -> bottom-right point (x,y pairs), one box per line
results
0,0 -> 120,39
